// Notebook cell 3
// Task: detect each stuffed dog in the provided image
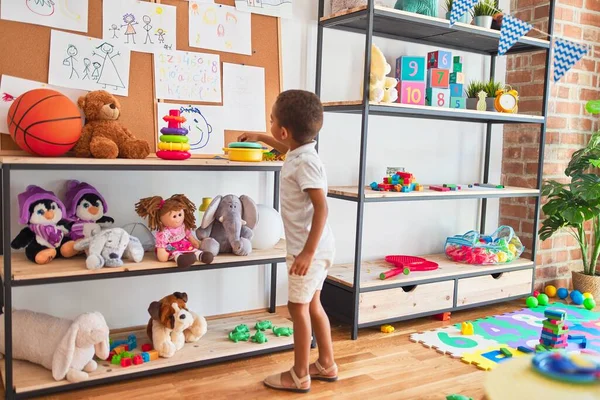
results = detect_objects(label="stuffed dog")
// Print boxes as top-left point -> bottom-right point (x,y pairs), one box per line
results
146,292 -> 207,358
0,310 -> 109,382
74,228 -> 144,270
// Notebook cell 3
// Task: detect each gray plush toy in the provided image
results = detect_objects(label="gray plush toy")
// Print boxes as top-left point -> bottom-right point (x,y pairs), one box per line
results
74,228 -> 144,270
196,195 -> 258,257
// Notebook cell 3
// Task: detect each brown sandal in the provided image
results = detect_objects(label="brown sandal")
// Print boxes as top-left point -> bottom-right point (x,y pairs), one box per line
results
310,360 -> 338,382
264,368 -> 310,393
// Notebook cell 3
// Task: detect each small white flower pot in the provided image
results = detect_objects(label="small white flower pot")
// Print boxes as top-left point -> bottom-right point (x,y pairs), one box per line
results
474,15 -> 493,29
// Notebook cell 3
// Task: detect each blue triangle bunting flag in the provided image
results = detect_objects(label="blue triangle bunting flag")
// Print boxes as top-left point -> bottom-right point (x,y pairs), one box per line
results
553,38 -> 588,82
450,0 -> 478,26
498,15 -> 532,56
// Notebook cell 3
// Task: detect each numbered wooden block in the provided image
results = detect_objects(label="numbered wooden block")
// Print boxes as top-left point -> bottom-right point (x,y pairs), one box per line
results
450,72 -> 465,84
453,63 -> 463,73
426,88 -> 450,108
427,51 -> 453,70
453,56 -> 463,64
450,97 -> 466,109
427,68 -> 450,88
450,83 -> 463,97
398,81 -> 426,105
395,56 -> 426,82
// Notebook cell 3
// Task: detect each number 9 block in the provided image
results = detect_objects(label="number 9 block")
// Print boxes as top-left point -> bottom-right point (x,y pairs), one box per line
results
427,51 -> 453,70
398,81 -> 426,105
395,56 -> 426,82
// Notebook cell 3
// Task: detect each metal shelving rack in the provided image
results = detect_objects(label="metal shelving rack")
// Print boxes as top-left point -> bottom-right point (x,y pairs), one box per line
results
315,0 -> 555,339
0,157 -> 292,399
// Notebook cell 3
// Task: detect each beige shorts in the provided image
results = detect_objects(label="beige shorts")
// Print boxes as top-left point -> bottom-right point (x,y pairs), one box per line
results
286,255 -> 333,304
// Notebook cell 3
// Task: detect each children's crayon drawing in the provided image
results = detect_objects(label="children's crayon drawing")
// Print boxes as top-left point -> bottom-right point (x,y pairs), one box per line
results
188,2 -> 252,56
223,63 -> 266,132
157,102 -> 224,155
0,75 -> 85,135
154,49 -> 221,103
1,0 -> 88,32
234,0 -> 293,19
102,0 -> 176,54
49,30 -> 131,96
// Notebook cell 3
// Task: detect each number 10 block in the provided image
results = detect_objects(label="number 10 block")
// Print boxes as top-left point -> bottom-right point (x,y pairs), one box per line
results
398,81 -> 426,105
395,56 -> 426,82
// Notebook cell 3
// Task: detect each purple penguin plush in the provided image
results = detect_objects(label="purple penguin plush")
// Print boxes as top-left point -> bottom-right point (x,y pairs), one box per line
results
64,180 -> 114,243
11,185 -> 77,264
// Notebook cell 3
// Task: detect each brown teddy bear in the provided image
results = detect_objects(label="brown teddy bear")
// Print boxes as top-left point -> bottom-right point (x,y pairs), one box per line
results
75,91 -> 150,159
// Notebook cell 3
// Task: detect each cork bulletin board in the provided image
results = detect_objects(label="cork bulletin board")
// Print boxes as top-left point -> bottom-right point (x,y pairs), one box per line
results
0,0 -> 282,153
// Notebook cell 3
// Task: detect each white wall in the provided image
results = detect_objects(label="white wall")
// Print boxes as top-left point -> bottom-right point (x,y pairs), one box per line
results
10,0 -> 505,329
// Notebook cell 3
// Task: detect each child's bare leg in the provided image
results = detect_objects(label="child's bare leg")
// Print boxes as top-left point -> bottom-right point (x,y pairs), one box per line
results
308,290 -> 337,377
274,301 -> 311,388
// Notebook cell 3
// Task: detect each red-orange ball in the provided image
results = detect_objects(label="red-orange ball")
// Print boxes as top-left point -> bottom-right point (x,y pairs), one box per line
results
7,88 -> 82,157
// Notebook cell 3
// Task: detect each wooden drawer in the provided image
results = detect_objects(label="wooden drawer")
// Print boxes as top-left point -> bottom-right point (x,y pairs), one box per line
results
456,269 -> 532,307
358,281 -> 454,324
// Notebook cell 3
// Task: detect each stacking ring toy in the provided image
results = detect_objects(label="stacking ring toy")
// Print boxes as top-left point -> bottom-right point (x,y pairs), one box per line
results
156,150 -> 191,160
229,141 -> 263,149
160,135 -> 189,143
158,142 -> 191,151
160,127 -> 188,135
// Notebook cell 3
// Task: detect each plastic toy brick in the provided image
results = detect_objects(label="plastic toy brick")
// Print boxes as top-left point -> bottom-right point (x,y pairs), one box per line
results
426,88 -> 450,107
398,81 -> 426,105
461,322 -> 474,335
395,56 -> 426,81
111,354 -> 122,365
433,312 -> 451,321
148,350 -> 159,361
401,185 -> 410,192
453,56 -> 463,64
141,352 -> 150,362
380,324 -> 395,333
110,339 -> 127,351
535,344 -> 547,352
499,347 -> 512,357
427,51 -> 452,69
415,184 -> 424,191
114,345 -> 126,354
430,185 -> 450,192
449,72 -> 465,84
450,97 -> 466,109
544,309 -> 566,320
427,69 -> 450,88
517,346 -> 534,354
133,354 -> 144,365
141,343 -> 153,352
370,182 -> 380,191
121,357 -> 133,367
452,63 -> 463,73
449,83 -> 463,97
127,334 -> 137,351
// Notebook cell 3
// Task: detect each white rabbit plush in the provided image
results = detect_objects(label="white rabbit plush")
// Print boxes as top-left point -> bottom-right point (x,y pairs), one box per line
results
74,228 -> 144,270
0,310 -> 109,382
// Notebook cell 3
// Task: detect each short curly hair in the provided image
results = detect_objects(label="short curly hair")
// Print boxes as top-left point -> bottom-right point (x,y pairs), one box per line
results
273,90 -> 323,144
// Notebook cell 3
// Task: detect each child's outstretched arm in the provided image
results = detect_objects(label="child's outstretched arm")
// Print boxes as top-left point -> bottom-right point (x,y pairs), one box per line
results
290,188 -> 328,276
238,132 -> 289,154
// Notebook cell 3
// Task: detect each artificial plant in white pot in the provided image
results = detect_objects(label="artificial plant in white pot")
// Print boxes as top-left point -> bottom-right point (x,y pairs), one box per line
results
471,0 -> 497,29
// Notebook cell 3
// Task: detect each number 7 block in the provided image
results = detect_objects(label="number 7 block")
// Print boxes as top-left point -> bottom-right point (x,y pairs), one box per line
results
398,81 -> 426,105
395,56 -> 426,82
427,68 -> 450,88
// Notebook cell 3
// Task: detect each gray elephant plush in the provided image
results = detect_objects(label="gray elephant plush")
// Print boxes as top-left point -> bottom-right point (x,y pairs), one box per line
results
196,195 -> 258,257
74,228 -> 144,270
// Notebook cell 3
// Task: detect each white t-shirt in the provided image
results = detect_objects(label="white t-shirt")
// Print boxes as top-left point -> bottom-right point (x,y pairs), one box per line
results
280,142 -> 335,260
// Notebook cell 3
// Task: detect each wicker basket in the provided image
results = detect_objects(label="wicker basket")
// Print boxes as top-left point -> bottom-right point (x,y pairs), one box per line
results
572,271 -> 600,299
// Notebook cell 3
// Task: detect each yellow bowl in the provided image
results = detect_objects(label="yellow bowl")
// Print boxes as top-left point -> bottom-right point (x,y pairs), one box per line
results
223,147 -> 268,162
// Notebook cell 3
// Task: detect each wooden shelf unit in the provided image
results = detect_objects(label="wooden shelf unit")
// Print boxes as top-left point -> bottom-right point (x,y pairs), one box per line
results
315,0 -> 554,338
0,311 -> 293,397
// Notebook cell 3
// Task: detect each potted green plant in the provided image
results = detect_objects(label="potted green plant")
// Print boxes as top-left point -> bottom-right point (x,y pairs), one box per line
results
465,80 -> 501,111
444,0 -> 469,23
539,101 -> 600,298
471,0 -> 497,29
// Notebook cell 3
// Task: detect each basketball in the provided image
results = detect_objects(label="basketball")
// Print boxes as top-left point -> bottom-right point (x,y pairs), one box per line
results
7,88 -> 82,157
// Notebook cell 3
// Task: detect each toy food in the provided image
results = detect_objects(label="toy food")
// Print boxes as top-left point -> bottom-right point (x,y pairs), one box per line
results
136,194 -> 213,268
7,88 -> 82,157
157,110 -> 191,160
381,324 -> 395,333
11,185 -> 77,264
272,326 -> 294,337
196,195 -> 258,257
0,310 -> 109,382
74,228 -> 144,270
75,90 -> 150,159
147,292 -> 207,358
444,226 -> 524,265
367,44 -> 398,103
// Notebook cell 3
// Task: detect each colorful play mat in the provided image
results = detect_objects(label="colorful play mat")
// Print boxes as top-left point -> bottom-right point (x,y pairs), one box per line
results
410,303 -> 600,371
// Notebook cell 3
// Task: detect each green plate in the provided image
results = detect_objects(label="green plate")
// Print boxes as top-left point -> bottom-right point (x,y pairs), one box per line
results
228,142 -> 263,149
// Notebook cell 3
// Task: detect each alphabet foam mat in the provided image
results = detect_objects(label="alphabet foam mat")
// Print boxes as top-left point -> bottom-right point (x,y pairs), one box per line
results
409,303 -> 600,371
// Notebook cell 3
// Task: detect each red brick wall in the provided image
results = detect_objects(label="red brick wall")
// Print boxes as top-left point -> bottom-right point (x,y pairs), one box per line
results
502,0 -> 600,290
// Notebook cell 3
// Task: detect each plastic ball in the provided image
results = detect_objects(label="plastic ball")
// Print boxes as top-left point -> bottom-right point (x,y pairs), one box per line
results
251,204 -> 283,250
583,292 -> 593,299
583,297 -> 596,310
526,296 -> 539,308
557,288 -> 569,299
544,285 -> 557,297
537,293 -> 549,306
533,290 -> 540,297
571,291 -> 584,305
